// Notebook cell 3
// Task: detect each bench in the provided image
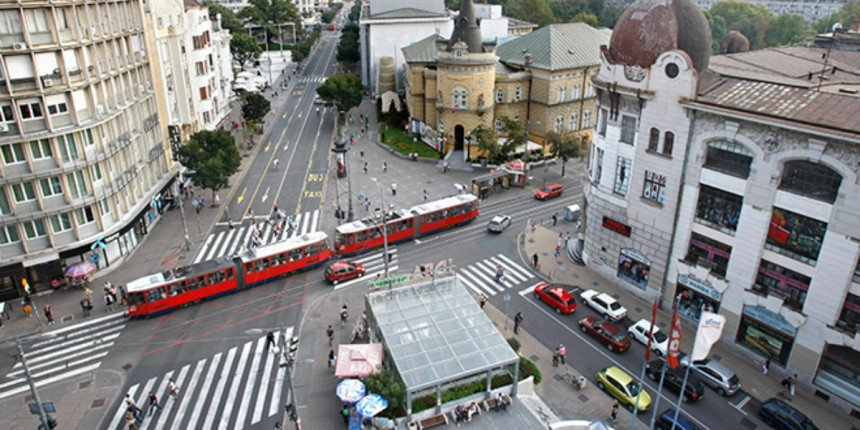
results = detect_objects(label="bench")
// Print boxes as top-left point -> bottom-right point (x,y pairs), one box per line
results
484,395 -> 512,412
418,413 -> 448,429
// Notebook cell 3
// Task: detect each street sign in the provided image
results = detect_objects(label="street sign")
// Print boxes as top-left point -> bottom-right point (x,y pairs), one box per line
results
504,294 -> 511,302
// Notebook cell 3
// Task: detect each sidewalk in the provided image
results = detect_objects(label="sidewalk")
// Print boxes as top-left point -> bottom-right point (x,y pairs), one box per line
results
521,224 -> 853,430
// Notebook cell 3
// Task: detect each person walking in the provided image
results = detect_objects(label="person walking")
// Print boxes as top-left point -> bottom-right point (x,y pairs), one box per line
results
43,305 -> 54,324
340,303 -> 349,327
328,349 -> 336,371
364,199 -> 371,213
266,331 -> 276,351
382,161 -> 388,173
552,212 -> 558,226
168,378 -> 180,400
341,404 -> 350,423
423,189 -> 429,201
479,294 -> 487,309
781,375 -> 794,399
610,400 -> 619,422
552,347 -> 559,367
363,162 -> 368,174
22,300 -> 32,318
81,298 -> 92,317
104,293 -> 115,312
532,253 -> 539,268
125,394 -> 143,423
125,411 -> 139,430
273,158 -> 280,170
391,183 -> 397,196
327,325 -> 335,346
275,422 -> 284,430
514,311 -> 523,334
494,265 -> 504,283
148,392 -> 163,416
558,343 -> 566,365
762,357 -> 771,375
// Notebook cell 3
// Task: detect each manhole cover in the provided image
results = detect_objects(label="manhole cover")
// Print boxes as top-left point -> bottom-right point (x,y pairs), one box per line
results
91,398 -> 105,408
122,363 -> 133,371
79,380 -> 91,389
61,315 -> 74,323
577,394 -> 588,402
529,354 -> 540,362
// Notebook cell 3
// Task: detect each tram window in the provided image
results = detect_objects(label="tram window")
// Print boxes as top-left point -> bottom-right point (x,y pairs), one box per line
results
452,206 -> 462,216
129,292 -> 144,305
245,263 -> 254,273
441,210 -> 449,219
196,276 -> 207,287
320,241 -> 328,251
305,244 -> 318,256
369,228 -> 379,239
226,268 -> 234,279
428,212 -> 437,222
168,282 -> 186,296
273,253 -> 287,266
147,288 -> 164,302
387,223 -> 395,234
346,234 -> 354,244
289,248 -> 302,261
209,271 -> 225,284
188,277 -> 200,290
255,258 -> 269,271
408,218 -> 414,228
356,231 -> 367,242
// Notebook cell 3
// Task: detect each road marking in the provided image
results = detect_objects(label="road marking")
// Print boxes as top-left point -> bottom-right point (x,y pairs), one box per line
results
187,352 -> 222,429
519,283 -> 543,296
202,347 -> 236,430
235,337 -> 265,429
295,112 -> 326,214
237,187 -> 247,204
732,395 -> 750,415
262,186 -> 270,203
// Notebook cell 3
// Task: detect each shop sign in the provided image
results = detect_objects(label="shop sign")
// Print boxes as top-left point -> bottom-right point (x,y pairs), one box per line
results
168,125 -> 182,161
743,306 -> 797,337
603,216 -> 632,237
678,274 -> 722,302
621,249 -> 650,266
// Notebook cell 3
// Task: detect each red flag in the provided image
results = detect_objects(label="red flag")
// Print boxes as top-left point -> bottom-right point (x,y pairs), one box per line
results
645,300 -> 658,362
667,302 -> 682,369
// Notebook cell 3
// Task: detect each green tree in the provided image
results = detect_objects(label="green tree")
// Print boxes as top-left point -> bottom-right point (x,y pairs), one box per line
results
598,3 -> 622,28
239,0 -> 302,43
471,125 -> 500,161
514,0 -> 556,27
499,117 -> 526,159
177,130 -> 241,200
337,34 -> 360,64
204,1 -> 243,33
709,0 -> 774,49
705,10 -> 727,53
364,366 -> 406,416
242,92 -> 271,122
348,0 -> 362,21
814,1 -> 860,33
317,73 -> 363,114
545,132 -> 581,177
766,14 -> 811,46
343,23 -> 360,36
570,11 -> 599,26
231,33 -> 262,66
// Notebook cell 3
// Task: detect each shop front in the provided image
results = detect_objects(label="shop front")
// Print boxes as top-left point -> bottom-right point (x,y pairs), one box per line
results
617,248 -> 650,290
736,305 -> 797,366
814,344 -> 860,407
676,274 -> 723,321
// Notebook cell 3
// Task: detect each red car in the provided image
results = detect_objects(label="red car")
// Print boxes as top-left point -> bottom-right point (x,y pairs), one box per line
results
535,183 -> 564,200
324,261 -> 366,285
533,283 -> 577,314
579,316 -> 631,353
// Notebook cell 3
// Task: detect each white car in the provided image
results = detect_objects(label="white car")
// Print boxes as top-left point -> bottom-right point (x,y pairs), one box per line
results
627,319 -> 669,357
580,289 -> 628,322
487,215 -> 512,232
314,95 -> 324,104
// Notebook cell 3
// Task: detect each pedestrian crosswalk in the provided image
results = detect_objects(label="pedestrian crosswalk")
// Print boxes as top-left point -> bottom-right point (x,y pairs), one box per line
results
107,327 -> 294,430
298,76 -> 326,83
195,210 -> 320,264
457,254 -> 535,297
0,312 -> 127,401
333,247 -> 400,290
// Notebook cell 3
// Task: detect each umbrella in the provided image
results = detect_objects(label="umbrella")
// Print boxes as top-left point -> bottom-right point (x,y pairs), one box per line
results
65,262 -> 96,278
336,378 -> 366,404
355,393 -> 388,419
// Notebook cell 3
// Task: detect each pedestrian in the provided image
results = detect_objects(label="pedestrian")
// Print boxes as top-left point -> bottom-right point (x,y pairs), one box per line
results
552,347 -> 559,367
494,265 -> 504,283
125,394 -> 143,423
341,404 -> 350,423
148,392 -> 163,416
22,300 -> 32,318
104,292 -> 115,312
479,294 -> 487,309
576,219 -> 582,231
790,374 -> 797,398
126,410 -> 139,430
275,422 -> 284,430
533,253 -> 539,268
84,286 -> 93,300
555,245 -> 562,258
119,285 -> 128,306
762,357 -> 770,375
610,400 -> 619,422
266,331 -> 276,350
526,215 -> 533,233
514,311 -> 523,334
552,212 -> 558,225
340,303 -> 349,327
564,232 -> 571,248
391,183 -> 397,196
363,161 -> 368,174
781,376 -> 792,399
360,148 -> 364,160
382,161 -> 388,173
558,343 -> 566,365
81,298 -> 92,317
168,377 -> 180,400
423,189 -> 429,201
365,199 -> 371,213
328,349 -> 336,370
273,158 -> 280,170
44,305 -> 54,324
327,325 -> 335,346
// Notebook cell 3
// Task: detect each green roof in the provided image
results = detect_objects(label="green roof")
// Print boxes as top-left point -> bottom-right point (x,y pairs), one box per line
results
371,7 -> 448,20
497,23 -> 611,71
402,34 -> 440,63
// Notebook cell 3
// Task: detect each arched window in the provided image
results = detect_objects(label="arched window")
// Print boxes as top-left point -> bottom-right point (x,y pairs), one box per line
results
647,128 -> 660,152
555,116 -> 564,134
704,140 -> 753,178
663,132 -> 674,156
495,118 -> 502,134
779,160 -> 842,203
569,113 -> 578,132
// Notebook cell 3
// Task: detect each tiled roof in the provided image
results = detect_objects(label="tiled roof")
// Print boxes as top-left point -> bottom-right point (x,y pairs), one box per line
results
402,34 -> 439,63
370,7 -> 448,20
497,23 -> 610,71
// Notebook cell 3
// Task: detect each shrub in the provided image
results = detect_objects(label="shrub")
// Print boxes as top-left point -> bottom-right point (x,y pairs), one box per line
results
506,337 -> 521,353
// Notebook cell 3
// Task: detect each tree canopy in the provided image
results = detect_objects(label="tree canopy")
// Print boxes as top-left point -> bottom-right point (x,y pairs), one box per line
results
204,1 -> 243,33
364,366 -> 405,417
238,0 -> 302,40
500,117 -> 526,158
242,92 -> 271,122
231,33 -> 262,66
546,132 -> 582,177
814,0 -> 860,33
178,130 -> 241,196
514,0 -> 556,27
471,125 -> 500,161
317,73 -> 363,113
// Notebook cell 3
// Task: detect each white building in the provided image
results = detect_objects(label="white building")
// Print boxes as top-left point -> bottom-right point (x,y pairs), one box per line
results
184,0 -> 232,131
584,0 -> 860,414
693,0 -> 846,24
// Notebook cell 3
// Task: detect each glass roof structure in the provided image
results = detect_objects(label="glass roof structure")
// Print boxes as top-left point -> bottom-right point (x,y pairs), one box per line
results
367,276 -> 519,392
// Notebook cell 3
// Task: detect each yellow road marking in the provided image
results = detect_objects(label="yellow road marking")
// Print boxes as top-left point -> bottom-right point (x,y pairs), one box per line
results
295,115 -> 327,214
236,187 -> 247,204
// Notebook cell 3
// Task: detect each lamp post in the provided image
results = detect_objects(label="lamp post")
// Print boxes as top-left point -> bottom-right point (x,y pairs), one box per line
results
331,135 -> 354,222
370,177 -> 389,276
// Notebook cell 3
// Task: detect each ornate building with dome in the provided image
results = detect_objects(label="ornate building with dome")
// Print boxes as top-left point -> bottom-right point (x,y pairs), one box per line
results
582,0 -> 860,414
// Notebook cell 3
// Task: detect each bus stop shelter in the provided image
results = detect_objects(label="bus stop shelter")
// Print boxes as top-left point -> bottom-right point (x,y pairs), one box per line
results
365,276 -> 520,420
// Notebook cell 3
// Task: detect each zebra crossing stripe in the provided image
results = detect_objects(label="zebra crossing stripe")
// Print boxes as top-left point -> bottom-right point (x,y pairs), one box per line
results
460,267 -> 504,294
269,327 -> 293,417
107,382 -> 139,430
220,341 -> 252,428
195,234 -> 216,264
171,358 -> 207,428
142,372 -> 171,430
218,228 -> 238,258
153,364 -> 190,430
309,210 -> 320,233
0,361 -> 102,401
226,227 -> 248,256
484,257 -> 529,284
29,312 -> 125,345
494,254 -> 533,280
20,326 -> 122,365
207,231 -> 229,262
474,260 -> 515,288
234,337 -> 266,429
186,352 -> 221,430
456,273 -> 485,296
253,339 -> 278,424
5,350 -> 110,385
202,346 -> 237,430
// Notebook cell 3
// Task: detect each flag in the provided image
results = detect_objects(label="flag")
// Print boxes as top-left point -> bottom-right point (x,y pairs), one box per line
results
691,311 -> 726,362
644,299 -> 658,362
667,302 -> 682,369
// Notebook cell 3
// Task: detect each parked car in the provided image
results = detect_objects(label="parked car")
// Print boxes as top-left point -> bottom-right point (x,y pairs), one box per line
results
324,261 -> 366,285
759,397 -> 818,430
596,366 -> 652,412
533,283 -> 577,314
655,409 -> 703,430
487,215 -> 512,233
628,319 -> 669,357
314,94 -> 324,104
680,355 -> 741,396
645,359 -> 706,402
580,289 -> 628,322
534,183 -> 564,200
579,316 -> 631,353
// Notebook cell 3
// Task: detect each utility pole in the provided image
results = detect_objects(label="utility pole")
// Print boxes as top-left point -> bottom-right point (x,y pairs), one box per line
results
175,179 -> 191,251
17,340 -> 51,429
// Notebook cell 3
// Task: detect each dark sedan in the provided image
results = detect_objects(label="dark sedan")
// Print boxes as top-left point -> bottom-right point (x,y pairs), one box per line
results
579,316 -> 631,353
645,359 -> 706,403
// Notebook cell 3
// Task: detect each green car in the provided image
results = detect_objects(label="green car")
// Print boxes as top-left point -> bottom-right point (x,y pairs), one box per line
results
596,366 -> 652,412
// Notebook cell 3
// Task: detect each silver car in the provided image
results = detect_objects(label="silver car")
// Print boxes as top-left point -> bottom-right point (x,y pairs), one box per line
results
487,215 -> 512,233
680,355 -> 741,396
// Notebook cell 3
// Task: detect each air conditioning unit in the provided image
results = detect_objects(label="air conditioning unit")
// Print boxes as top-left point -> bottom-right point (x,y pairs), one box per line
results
96,104 -> 105,115
43,78 -> 53,87
0,124 -> 9,132
13,42 -> 27,51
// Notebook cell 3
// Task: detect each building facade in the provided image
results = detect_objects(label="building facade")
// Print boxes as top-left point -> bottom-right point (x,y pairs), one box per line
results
584,0 -> 860,414
0,0 -> 176,300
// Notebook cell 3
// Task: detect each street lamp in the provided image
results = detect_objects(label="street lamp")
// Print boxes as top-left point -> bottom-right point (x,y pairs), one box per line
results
369,177 -> 389,276
331,135 -> 354,222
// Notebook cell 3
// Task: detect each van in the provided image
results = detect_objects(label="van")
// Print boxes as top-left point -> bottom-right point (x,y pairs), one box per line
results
563,204 -> 581,222
655,409 -> 702,430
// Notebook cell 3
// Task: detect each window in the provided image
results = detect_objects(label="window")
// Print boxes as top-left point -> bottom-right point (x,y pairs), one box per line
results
572,85 -> 581,100
0,189 -> 9,215
30,139 -> 53,159
12,182 -> 36,202
98,199 -> 111,215
515,86 -> 522,101
39,177 -> 63,197
614,157 -> 631,196
199,87 -> 209,100
686,233 -> 732,277
695,185 -> 742,234
24,9 -> 49,32
778,160 -> 842,204
452,88 -> 468,110
663,132 -> 674,156
0,11 -> 23,34
47,102 -> 68,115
569,114 -> 578,132
83,129 -> 95,147
203,111 -> 211,123
704,140 -> 753,178
495,118 -> 502,134
554,116 -> 564,134
647,128 -> 659,152
74,205 -> 95,225
195,61 -> 206,76
620,115 -> 636,144
754,260 -> 810,311
496,89 -> 504,103
558,87 -> 567,103
66,170 -> 88,199
0,104 -> 14,122
90,163 -> 103,182
22,219 -> 46,239
19,100 -> 44,120
766,207 -> 827,265
58,134 -> 79,162
836,293 -> 860,334
2,143 -> 26,164
642,170 -> 666,204
50,213 -> 72,233
582,110 -> 592,129
0,225 -> 19,244
855,257 -> 860,284
598,108 -> 607,136
814,345 -> 860,403
585,83 -> 594,97
594,147 -> 604,185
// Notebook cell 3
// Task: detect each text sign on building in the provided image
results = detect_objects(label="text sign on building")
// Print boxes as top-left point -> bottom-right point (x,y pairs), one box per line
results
603,216 -> 632,237
168,125 -> 182,161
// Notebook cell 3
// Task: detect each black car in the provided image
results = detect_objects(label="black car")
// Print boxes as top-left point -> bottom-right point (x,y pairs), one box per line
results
646,359 -> 706,402
759,398 -> 818,430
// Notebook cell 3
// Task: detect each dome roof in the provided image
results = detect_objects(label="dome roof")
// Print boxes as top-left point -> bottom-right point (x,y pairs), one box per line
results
720,31 -> 750,54
608,0 -> 712,72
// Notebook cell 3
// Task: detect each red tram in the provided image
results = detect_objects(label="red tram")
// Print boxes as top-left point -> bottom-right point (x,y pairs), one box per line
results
127,232 -> 331,318
334,194 -> 479,256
